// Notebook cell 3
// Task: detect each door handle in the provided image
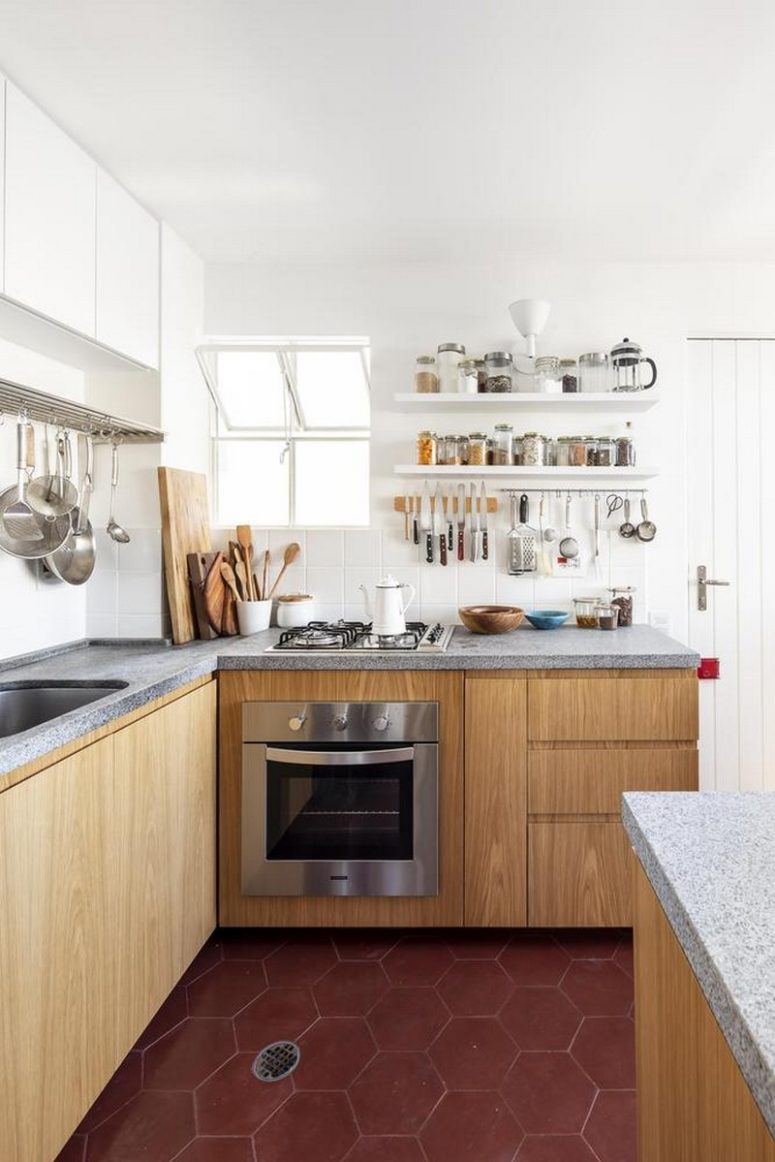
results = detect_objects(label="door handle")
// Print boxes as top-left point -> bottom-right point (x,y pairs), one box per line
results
697,565 -> 731,611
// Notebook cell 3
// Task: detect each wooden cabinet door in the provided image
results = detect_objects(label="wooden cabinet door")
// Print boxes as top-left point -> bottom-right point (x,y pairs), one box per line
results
528,673 -> 699,742
529,821 -> 633,926
465,678 -> 527,926
96,169 -> 160,366
4,83 -> 96,336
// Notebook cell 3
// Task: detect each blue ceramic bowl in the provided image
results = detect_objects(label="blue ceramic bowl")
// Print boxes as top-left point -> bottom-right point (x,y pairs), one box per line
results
525,610 -> 569,631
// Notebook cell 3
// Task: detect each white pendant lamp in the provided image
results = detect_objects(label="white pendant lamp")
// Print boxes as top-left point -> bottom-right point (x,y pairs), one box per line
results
508,299 -> 551,358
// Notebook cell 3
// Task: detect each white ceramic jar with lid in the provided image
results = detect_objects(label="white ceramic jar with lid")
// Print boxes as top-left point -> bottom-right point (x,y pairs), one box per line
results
276,594 -> 319,628
437,343 -> 466,393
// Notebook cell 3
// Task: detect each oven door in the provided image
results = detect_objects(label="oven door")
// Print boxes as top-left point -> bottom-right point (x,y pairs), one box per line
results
241,743 -> 438,897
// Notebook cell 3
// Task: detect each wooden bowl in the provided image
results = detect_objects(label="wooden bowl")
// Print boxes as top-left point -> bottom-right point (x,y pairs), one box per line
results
458,605 -> 524,634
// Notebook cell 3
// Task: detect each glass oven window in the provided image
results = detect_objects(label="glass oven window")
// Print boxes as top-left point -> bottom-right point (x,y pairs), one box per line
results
266,750 -> 413,862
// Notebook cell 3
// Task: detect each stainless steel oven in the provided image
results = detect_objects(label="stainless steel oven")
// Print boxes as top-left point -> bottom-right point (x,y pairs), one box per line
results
241,701 -> 438,897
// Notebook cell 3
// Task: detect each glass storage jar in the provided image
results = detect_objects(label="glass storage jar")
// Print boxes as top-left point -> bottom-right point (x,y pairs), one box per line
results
471,358 -> 488,392
568,437 -> 587,467
610,586 -> 635,626
459,358 -> 479,395
467,433 -> 488,466
543,437 -> 557,466
584,437 -> 598,466
484,351 -> 513,393
615,434 -> 636,466
555,437 -> 572,467
560,357 -> 579,393
521,432 -> 546,466
440,435 -> 463,465
414,355 -> 438,393
513,436 -> 523,465
596,602 -> 620,630
417,430 -> 438,466
579,352 -> 611,393
596,437 -> 616,467
535,356 -> 562,393
492,423 -> 514,466
573,597 -> 600,628
437,343 -> 466,393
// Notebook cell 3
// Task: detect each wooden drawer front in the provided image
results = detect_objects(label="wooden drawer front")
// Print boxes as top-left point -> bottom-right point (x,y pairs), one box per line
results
528,676 -> 698,742
529,748 -> 698,815
529,821 -> 632,926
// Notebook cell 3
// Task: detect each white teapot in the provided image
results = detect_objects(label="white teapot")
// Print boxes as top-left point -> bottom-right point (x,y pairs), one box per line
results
359,574 -> 416,636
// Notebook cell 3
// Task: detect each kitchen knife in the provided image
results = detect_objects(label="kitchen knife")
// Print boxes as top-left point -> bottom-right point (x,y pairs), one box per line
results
446,486 -> 454,551
421,483 -> 433,564
403,493 -> 411,541
439,487 -> 448,565
480,481 -> 489,561
457,483 -> 466,561
412,494 -> 420,545
469,482 -> 477,563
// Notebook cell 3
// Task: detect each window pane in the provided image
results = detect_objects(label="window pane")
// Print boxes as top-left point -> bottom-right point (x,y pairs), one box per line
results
216,351 -> 286,428
294,441 -> 370,526
295,351 -> 370,428
216,440 -> 290,525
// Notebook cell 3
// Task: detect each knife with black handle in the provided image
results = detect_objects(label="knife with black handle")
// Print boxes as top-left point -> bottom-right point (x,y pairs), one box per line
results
421,483 -> 433,564
481,481 -> 489,561
457,483 -> 466,562
436,485 -> 447,565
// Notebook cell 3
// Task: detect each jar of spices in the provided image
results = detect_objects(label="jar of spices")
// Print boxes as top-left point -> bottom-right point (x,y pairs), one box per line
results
568,437 -> 587,467
467,433 -> 488,466
484,351 -> 514,393
472,358 -> 488,392
616,424 -> 637,467
555,437 -> 572,467
440,435 -> 463,466
417,430 -> 438,466
513,435 -> 523,465
414,355 -> 438,393
596,602 -> 620,630
458,358 -> 479,395
610,586 -> 635,627
492,423 -> 514,466
560,357 -> 579,393
521,432 -> 546,466
596,437 -> 615,467
535,356 -> 562,394
437,343 -> 466,393
584,437 -> 599,466
579,352 -> 611,393
458,435 -> 470,464
544,437 -> 557,466
573,597 -> 600,628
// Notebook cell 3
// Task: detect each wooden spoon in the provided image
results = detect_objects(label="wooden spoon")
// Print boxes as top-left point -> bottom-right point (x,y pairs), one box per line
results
261,549 -> 270,600
267,542 -> 301,600
236,525 -> 256,599
235,559 -> 251,601
220,560 -> 242,604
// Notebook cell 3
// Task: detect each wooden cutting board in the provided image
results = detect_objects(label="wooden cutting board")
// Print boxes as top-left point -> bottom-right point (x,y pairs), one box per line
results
158,468 -> 211,644
187,552 -> 220,641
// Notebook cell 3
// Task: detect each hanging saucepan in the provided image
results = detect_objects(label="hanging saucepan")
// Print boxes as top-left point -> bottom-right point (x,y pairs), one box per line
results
0,418 -> 70,559
44,434 -> 97,585
26,424 -> 79,518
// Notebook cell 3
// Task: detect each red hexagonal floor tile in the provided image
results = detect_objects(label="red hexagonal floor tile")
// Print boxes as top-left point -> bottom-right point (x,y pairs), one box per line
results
421,1091 -> 523,1162
554,929 -> 622,959
254,1091 -> 358,1162
143,1018 -> 236,1090
264,937 -> 337,986
437,960 -> 513,1015
313,961 -> 389,1016
84,1090 -> 195,1162
173,1139 -> 254,1162
134,985 -> 188,1050
187,959 -> 267,1017
444,931 -> 511,959
500,987 -> 582,1050
571,1016 -> 636,1088
501,1052 -> 596,1134
614,937 -> 634,979
583,1089 -> 637,1162
499,935 -> 571,987
383,937 -> 454,986
517,1136 -> 599,1161
332,931 -> 400,961
349,1051 -> 444,1135
195,1051 -> 292,1135
54,1136 -> 86,1162
367,987 -> 450,1050
343,1137 -> 425,1161
234,987 -> 318,1050
561,960 -> 633,1016
179,941 -> 224,987
294,1017 -> 376,1089
220,929 -> 286,960
76,1050 -> 142,1134
429,1017 -> 517,1090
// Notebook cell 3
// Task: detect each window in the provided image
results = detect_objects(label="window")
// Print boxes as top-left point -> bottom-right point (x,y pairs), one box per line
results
197,339 -> 371,527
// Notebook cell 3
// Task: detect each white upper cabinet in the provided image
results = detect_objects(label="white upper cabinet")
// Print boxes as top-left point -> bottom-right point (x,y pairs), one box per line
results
0,80 -> 5,292
4,83 -> 97,337
96,170 -> 160,368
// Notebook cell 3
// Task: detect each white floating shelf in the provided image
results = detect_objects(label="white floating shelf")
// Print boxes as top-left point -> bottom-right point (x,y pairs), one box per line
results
394,465 -> 658,480
394,391 -> 659,410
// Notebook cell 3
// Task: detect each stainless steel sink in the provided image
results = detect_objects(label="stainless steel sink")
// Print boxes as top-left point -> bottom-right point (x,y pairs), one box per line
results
0,681 -> 129,738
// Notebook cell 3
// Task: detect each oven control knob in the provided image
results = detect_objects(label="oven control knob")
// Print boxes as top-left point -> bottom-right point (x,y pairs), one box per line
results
373,715 -> 390,732
289,714 -> 306,732
332,714 -> 348,731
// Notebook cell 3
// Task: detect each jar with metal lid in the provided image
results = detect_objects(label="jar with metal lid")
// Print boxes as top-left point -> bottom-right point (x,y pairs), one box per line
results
417,430 -> 438,466
579,352 -> 610,393
596,602 -> 619,630
584,437 -> 598,466
535,356 -> 562,394
521,432 -> 546,466
458,358 -> 479,395
440,435 -> 463,466
437,343 -> 466,393
492,423 -> 514,466
414,355 -> 438,393
543,437 -> 557,466
560,357 -> 579,393
596,437 -> 615,467
458,435 -> 470,464
609,586 -> 635,627
616,428 -> 636,466
467,433 -> 488,466
513,435 -> 523,465
555,437 -> 572,467
472,358 -> 488,392
574,597 -> 599,628
568,437 -> 587,467
484,351 -> 513,393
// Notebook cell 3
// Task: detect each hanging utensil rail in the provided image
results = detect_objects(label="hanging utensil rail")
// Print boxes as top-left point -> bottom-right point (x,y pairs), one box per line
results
0,376 -> 164,444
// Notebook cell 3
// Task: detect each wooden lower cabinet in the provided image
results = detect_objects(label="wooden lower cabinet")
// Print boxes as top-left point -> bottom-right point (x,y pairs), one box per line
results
0,681 -> 216,1162
529,820 -> 632,927
634,864 -> 775,1160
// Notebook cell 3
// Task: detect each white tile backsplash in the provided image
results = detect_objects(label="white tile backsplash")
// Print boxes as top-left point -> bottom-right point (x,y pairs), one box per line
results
344,566 -> 381,607
306,530 -> 344,568
117,613 -> 165,638
345,530 -> 382,568
118,571 -> 163,616
117,528 -> 162,574
306,567 -> 345,605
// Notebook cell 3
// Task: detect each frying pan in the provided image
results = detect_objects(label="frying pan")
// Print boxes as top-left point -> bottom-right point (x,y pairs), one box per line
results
44,435 -> 96,585
0,419 -> 70,559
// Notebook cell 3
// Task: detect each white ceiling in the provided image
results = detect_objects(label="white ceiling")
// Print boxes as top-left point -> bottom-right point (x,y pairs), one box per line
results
1,0 -> 775,265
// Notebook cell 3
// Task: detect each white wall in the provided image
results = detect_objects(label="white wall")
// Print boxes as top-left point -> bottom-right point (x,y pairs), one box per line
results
205,257 -> 775,638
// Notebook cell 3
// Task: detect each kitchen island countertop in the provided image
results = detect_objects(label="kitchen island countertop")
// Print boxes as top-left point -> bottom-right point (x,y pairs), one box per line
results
623,792 -> 775,1137
0,624 -> 698,779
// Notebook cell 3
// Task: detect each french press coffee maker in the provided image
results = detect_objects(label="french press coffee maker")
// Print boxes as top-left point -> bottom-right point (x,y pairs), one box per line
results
610,337 -> 657,392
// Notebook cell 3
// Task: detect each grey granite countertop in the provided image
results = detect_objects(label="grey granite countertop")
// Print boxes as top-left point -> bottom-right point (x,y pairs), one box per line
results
0,624 -> 697,779
623,792 -> 775,1137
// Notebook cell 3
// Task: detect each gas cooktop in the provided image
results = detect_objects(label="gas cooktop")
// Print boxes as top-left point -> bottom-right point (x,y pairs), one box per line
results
266,620 -> 455,653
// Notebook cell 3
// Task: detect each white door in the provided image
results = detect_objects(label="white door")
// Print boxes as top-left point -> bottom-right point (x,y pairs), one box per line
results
687,338 -> 775,791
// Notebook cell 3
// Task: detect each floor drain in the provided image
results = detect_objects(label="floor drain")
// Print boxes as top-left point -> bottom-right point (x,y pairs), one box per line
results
251,1041 -> 301,1082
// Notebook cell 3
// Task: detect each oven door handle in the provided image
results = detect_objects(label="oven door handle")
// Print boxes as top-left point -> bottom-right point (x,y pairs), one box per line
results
265,746 -> 415,767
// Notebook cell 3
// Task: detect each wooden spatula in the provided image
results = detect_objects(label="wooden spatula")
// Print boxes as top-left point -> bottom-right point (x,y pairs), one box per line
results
220,560 -> 242,604
236,525 -> 256,600
267,542 -> 301,600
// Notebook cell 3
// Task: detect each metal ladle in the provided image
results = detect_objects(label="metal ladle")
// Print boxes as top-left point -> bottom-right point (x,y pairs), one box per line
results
636,497 -> 657,542
106,442 -> 131,544
619,497 -> 636,539
559,494 -> 579,559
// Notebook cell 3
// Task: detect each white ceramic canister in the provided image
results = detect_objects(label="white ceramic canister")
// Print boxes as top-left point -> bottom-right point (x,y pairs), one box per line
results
437,342 -> 466,393
237,600 -> 273,635
276,594 -> 319,628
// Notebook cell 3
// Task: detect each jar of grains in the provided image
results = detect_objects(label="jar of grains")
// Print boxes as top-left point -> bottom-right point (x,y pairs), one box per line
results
414,355 -> 438,393
584,436 -> 598,466
568,437 -> 587,467
437,343 -> 466,393
473,358 -> 488,392
579,352 -> 611,393
492,423 -> 514,466
560,357 -> 579,393
521,432 -> 546,466
440,435 -> 463,466
417,430 -> 438,466
535,356 -> 562,393
484,351 -> 514,393
555,437 -> 572,467
616,431 -> 636,466
467,433 -> 488,466
596,437 -> 615,467
574,597 -> 600,628
458,358 -> 479,394
610,586 -> 635,627
513,435 -> 523,465
596,603 -> 620,630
